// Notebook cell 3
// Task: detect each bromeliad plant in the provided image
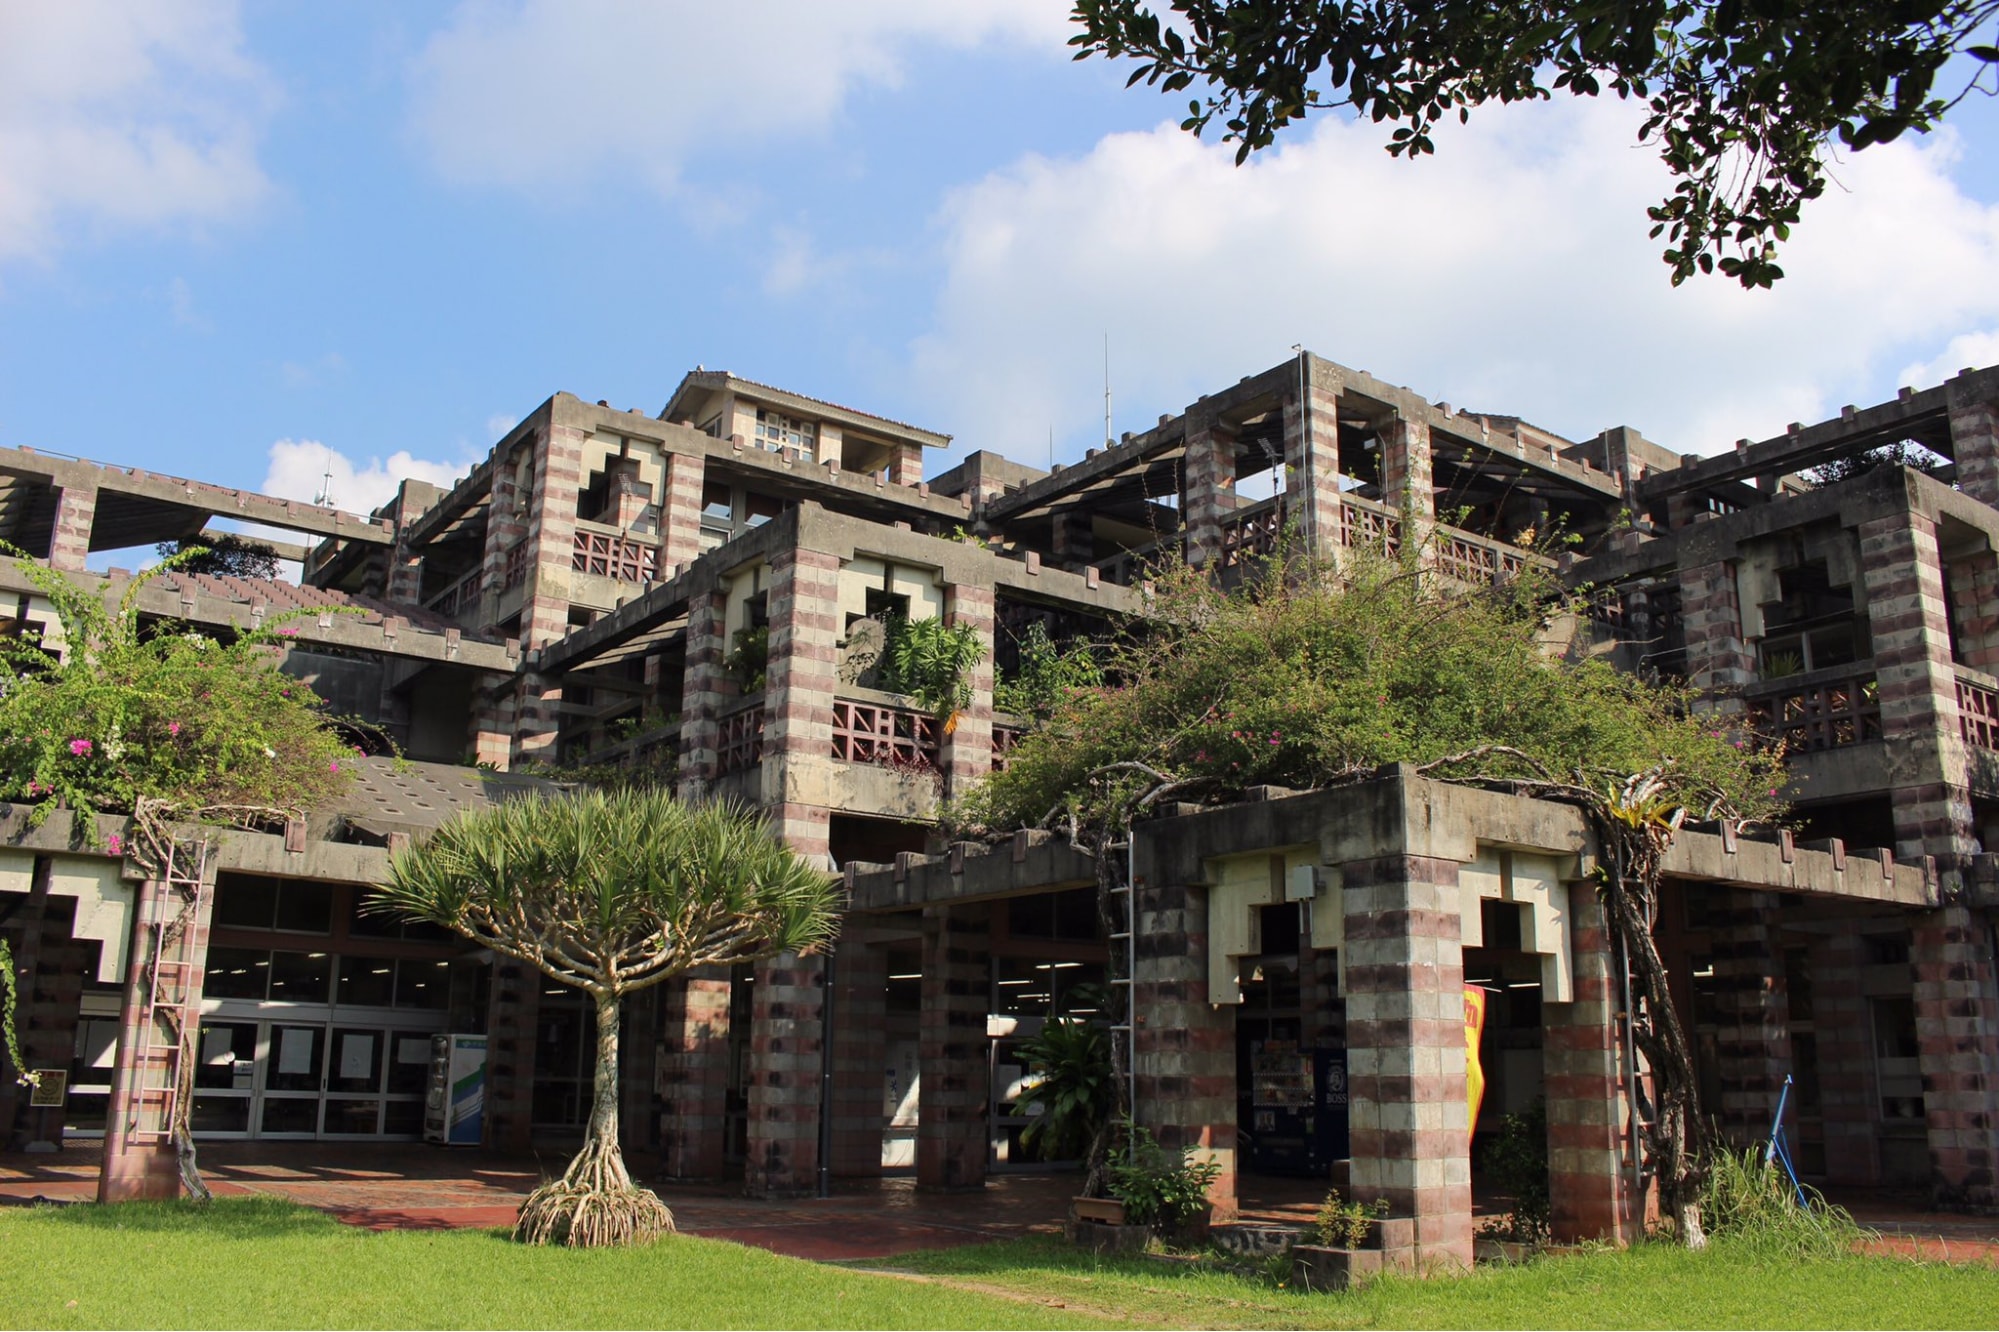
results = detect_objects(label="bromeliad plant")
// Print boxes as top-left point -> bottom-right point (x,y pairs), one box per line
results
371,789 -> 840,1248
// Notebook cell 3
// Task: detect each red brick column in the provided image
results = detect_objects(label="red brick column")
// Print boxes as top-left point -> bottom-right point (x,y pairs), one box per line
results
1051,506 -> 1093,571
745,951 -> 825,1197
1283,375 -> 1345,557
1912,906 -> 1999,1205
48,484 -> 96,571
917,902 -> 990,1192
1544,882 -> 1639,1243
1810,931 -> 1882,1187
938,582 -> 994,801
676,589 -> 729,799
764,542 -> 840,860
514,422 -> 586,764
479,438 -> 527,623
890,442 -> 924,487
829,932 -> 890,1181
659,968 -> 732,1179
481,960 -> 542,1153
1949,385 -> 1999,509
1341,853 -> 1473,1270
1132,865 -> 1238,1218
1382,416 -> 1435,522
1706,890 -> 1793,1146
660,450 -> 706,577
1677,560 -> 1754,710
1946,551 -> 1999,674
1860,510 -> 1979,864
0,859 -> 85,1149
1182,420 -> 1237,568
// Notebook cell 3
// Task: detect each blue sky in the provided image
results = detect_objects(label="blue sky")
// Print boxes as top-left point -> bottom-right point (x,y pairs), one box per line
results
7,1 -> 1999,541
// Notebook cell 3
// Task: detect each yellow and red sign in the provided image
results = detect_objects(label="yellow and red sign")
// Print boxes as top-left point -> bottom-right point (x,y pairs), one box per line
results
1464,985 -> 1488,1140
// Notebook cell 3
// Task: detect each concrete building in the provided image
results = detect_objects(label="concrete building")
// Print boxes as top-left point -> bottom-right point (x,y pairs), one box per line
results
2,356 -> 1996,1246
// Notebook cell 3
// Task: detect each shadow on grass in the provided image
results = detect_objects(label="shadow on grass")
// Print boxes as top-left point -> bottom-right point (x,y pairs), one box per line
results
25,1196 -> 346,1239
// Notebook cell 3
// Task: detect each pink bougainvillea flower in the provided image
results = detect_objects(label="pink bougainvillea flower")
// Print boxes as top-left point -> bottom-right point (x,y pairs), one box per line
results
277,627 -> 300,638
168,722 -> 182,737
107,834 -> 123,855
329,760 -> 340,773
68,738 -> 92,756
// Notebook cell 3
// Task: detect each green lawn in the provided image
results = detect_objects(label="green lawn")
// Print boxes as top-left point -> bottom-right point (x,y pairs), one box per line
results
0,1200 -> 1105,1331
4,1199 -> 1995,1331
882,1236 -> 1999,1330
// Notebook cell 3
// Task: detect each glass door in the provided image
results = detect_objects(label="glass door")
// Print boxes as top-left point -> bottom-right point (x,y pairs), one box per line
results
259,1023 -> 326,1137
323,1026 -> 387,1136
189,1020 -> 259,1137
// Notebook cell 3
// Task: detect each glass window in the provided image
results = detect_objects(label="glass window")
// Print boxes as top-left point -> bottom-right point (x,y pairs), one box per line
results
190,1096 -> 251,1134
328,1027 -> 384,1094
264,1025 -> 324,1093
274,878 -> 334,933
336,956 -> 396,1008
213,875 -> 278,930
261,1097 -> 320,1134
192,1022 -> 258,1090
324,1099 -> 381,1135
204,947 -> 269,1001
267,951 -> 333,1004
69,1018 -> 122,1088
386,1033 -> 437,1096
396,958 -> 452,1010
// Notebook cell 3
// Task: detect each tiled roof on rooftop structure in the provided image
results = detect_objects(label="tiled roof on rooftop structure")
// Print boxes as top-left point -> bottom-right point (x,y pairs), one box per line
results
151,571 -> 496,641
660,370 -> 952,448
331,756 -> 558,842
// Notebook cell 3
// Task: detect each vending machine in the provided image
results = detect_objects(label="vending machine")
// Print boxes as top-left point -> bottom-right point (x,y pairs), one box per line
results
423,1034 -> 487,1146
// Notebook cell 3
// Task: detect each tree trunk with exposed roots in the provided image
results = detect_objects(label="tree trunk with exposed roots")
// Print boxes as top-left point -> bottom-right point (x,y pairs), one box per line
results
513,990 -> 675,1247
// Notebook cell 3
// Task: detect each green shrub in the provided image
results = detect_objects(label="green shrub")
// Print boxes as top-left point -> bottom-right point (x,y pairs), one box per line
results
994,622 -> 1103,723
1108,1124 -> 1223,1228
876,616 -> 985,721
1701,1144 -> 1868,1258
1482,1101 -> 1552,1243
1312,1189 -> 1389,1248
1011,1018 -> 1114,1162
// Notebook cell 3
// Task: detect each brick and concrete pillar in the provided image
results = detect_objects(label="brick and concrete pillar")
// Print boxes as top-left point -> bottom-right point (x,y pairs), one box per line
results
48,484 -> 96,571
1051,506 -> 1093,571
763,540 -> 841,861
938,582 -> 994,801
677,588 -> 730,801
514,422 -> 586,764
1132,855 -> 1238,1219
1283,367 -> 1346,557
1677,560 -> 1755,713
467,673 -> 515,770
1341,853 -> 1473,1270
1860,508 -> 1980,866
1382,415 -> 1435,523
1948,374 -> 1999,509
1183,420 -> 1237,568
917,902 -> 990,1192
1543,882 -> 1640,1243
744,951 -> 825,1197
658,968 -> 732,1180
890,442 -> 924,488
828,932 -> 890,1182
0,859 -> 84,1150
1946,548 -> 1999,674
1810,930 -> 1882,1188
484,959 -> 541,1153
479,436 -> 528,625
659,450 -> 706,577
1706,890 -> 1793,1146
101,849 -> 217,1202
1911,905 -> 1999,1205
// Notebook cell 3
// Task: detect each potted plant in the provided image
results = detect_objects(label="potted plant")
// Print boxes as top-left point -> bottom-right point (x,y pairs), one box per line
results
1107,1124 -> 1224,1248
1290,1190 -> 1392,1291
1011,1019 -> 1134,1240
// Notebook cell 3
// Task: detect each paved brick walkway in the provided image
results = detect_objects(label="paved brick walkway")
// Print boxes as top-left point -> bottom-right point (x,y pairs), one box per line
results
7,1144 -> 1997,1264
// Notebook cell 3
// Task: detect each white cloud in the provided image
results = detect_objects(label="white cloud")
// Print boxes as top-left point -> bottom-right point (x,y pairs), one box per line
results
0,0 -> 276,263
261,438 -> 475,518
907,101 -> 1999,461
1900,329 -> 1999,392
407,0 -> 1066,195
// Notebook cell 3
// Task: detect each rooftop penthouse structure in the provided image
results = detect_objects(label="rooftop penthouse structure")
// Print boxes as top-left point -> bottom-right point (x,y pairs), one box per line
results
3,355 -> 1998,1251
